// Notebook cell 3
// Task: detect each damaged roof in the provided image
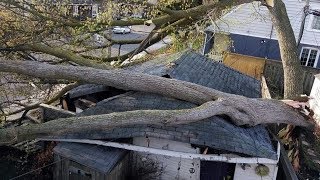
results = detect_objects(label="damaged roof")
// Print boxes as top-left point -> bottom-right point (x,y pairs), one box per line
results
56,50 -> 275,160
68,50 -> 261,98
126,50 -> 261,98
77,92 -> 277,160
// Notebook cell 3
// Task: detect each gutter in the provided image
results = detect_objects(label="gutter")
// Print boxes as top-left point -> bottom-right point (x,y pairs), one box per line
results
39,138 -> 280,165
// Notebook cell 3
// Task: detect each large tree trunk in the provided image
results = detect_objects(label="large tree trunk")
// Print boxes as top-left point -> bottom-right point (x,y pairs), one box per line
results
0,0 -> 310,145
0,59 -> 312,145
267,0 -> 303,99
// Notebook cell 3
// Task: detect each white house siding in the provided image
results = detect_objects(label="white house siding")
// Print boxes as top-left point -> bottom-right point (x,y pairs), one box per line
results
270,0 -> 305,40
132,137 -> 200,180
214,2 -> 273,38
213,0 -> 320,46
234,163 -> 278,180
301,1 -> 320,46
310,74 -> 320,125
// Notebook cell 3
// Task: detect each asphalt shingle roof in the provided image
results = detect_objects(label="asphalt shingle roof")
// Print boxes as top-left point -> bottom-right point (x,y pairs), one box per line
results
126,50 -> 261,98
77,92 -> 276,160
56,50 -> 274,163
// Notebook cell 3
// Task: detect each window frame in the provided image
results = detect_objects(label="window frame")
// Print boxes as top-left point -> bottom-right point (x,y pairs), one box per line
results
307,14 -> 320,32
307,4 -> 320,32
299,47 -> 320,68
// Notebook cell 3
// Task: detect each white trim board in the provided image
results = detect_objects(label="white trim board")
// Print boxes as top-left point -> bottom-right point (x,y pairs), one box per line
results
39,138 -> 280,165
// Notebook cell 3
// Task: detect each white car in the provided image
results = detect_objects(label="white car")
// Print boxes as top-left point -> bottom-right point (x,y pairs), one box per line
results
112,26 -> 131,34
131,14 -> 143,19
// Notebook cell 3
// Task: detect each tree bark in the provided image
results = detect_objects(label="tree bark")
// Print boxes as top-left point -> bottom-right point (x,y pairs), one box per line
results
0,0 -> 311,145
0,59 -> 312,145
20,44 -> 111,69
267,0 -> 303,99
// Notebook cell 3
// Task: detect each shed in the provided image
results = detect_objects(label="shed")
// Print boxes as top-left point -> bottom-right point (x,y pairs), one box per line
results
52,51 -> 278,180
53,142 -> 128,180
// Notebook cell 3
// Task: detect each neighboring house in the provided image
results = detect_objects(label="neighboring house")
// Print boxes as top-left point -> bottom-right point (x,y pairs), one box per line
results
203,0 -> 320,68
48,51 -> 281,179
68,0 -> 101,20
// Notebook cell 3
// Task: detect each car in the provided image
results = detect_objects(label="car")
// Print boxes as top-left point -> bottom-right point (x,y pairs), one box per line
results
131,14 -> 143,19
112,26 -> 131,34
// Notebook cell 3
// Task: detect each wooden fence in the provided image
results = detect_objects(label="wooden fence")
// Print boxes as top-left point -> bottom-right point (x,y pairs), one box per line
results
264,60 -> 320,96
223,53 -> 320,96
223,53 -> 266,80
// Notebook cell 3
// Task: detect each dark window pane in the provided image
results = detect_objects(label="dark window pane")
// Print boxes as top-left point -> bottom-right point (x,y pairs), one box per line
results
300,49 -> 310,66
308,50 -> 318,67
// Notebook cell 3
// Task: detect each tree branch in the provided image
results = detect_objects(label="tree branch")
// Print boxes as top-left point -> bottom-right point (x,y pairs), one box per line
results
0,60 -> 312,127
4,82 -> 81,116
18,44 -> 112,69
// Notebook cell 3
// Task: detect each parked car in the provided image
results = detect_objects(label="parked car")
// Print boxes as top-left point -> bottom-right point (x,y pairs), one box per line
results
131,14 -> 143,19
112,26 -> 131,34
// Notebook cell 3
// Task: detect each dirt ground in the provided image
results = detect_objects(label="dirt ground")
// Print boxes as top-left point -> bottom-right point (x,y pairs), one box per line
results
0,142 -> 55,180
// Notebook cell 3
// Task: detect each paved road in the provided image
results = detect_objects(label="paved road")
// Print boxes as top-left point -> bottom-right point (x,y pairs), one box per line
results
110,25 -> 155,56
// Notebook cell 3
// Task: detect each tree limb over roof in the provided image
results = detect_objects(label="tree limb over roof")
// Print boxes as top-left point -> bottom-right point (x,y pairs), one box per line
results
0,58 -> 313,145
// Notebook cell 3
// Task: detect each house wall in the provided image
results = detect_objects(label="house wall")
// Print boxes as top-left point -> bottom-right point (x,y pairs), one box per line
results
309,74 -> 320,126
300,1 -> 320,46
212,1 -> 273,38
54,154 -> 103,180
212,0 -> 311,42
230,34 -> 281,60
106,154 -> 129,180
70,0 -> 102,19
229,34 -> 320,68
131,137 -> 201,180
205,0 -> 320,68
234,163 -> 278,180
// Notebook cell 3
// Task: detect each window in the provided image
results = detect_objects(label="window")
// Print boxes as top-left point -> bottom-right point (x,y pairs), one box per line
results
310,15 -> 320,30
308,7 -> 320,32
300,47 -> 319,67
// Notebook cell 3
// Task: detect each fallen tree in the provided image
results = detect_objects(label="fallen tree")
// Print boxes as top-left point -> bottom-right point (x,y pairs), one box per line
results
0,59 -> 313,145
0,0 -> 303,98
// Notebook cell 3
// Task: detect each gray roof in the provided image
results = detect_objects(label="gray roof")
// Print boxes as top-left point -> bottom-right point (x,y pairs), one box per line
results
57,51 -> 274,161
126,50 -> 261,98
77,92 -> 277,160
68,50 -> 261,98
66,84 -> 109,99
54,142 -> 127,174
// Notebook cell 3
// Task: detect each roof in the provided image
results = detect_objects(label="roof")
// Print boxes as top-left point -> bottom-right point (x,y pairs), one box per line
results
57,50 -> 275,161
77,91 -> 277,160
66,84 -> 109,99
53,142 -> 127,174
66,50 -> 260,99
126,50 -> 261,98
